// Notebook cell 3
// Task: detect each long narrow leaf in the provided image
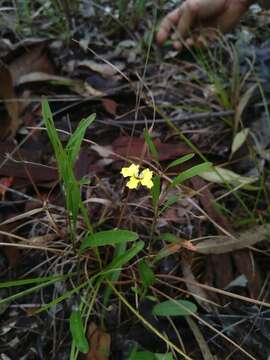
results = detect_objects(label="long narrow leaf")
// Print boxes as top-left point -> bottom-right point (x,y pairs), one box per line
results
144,128 -> 159,161
81,230 -> 139,249
70,310 -> 89,353
167,153 -> 195,169
106,241 -> 144,271
66,114 -> 96,165
170,162 -> 212,188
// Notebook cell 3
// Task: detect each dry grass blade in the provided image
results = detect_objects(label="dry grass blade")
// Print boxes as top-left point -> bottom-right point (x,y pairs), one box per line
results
186,317 -> 216,360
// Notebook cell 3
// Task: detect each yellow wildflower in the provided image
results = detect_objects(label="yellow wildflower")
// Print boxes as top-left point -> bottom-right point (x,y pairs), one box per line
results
121,164 -> 139,178
126,177 -> 140,189
121,163 -> 153,190
140,168 -> 154,189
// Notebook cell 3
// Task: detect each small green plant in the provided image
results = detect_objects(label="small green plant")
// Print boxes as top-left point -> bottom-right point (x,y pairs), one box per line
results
1,103 -> 212,360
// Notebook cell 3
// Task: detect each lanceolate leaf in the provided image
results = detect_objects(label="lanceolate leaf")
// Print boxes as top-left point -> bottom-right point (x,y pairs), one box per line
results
167,153 -> 195,169
106,241 -> 144,271
66,113 -> 96,165
151,176 -> 160,210
81,230 -> 139,249
199,166 -> 257,187
144,128 -> 159,161
153,299 -> 197,317
231,128 -> 249,155
70,310 -> 89,354
170,162 -> 212,188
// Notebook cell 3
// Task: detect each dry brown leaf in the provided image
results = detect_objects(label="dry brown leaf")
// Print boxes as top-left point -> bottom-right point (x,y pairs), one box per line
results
87,322 -> 111,360
112,136 -> 191,161
14,71 -> 104,98
84,82 -> 105,97
192,224 -> 270,254
0,61 -> 19,138
77,60 -> 125,78
9,43 -> 54,85
15,72 -> 71,86
102,98 -> 118,115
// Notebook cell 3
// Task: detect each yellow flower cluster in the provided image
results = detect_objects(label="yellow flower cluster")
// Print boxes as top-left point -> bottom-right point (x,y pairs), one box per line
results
121,163 -> 153,190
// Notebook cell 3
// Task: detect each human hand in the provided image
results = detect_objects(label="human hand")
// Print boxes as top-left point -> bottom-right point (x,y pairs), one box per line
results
156,0 -> 253,50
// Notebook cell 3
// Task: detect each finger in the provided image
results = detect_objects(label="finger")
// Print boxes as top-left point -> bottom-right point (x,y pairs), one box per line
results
173,40 -> 183,51
194,35 -> 208,48
156,7 -> 181,44
171,2 -> 196,42
202,1 -> 249,33
185,37 -> 194,47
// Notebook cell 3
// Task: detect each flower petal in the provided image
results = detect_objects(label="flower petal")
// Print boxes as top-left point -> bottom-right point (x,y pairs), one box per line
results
142,179 -> 153,189
140,168 -> 153,189
121,164 -> 139,178
126,177 -> 140,189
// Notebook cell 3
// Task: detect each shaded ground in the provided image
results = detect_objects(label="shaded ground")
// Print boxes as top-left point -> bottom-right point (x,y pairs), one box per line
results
0,1 -> 270,359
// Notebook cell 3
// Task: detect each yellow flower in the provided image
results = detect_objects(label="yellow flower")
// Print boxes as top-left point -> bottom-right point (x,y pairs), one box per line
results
121,163 -> 153,190
140,169 -> 154,189
126,177 -> 140,189
121,164 -> 139,178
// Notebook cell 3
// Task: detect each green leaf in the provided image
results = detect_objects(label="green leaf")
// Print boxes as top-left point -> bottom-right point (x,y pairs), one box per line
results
199,166 -> 257,187
170,162 -> 212,188
144,128 -> 159,161
66,114 -> 96,165
70,310 -> 89,354
156,353 -> 174,360
167,153 -> 195,169
128,351 -> 156,360
42,99 -> 66,175
81,230 -> 139,249
127,351 -> 174,360
0,274 -> 66,288
152,299 -> 197,317
135,0 -> 146,17
151,176 -> 160,210
0,276 -> 68,307
231,128 -> 249,155
106,241 -> 144,271
158,233 -> 178,243
138,260 -> 155,290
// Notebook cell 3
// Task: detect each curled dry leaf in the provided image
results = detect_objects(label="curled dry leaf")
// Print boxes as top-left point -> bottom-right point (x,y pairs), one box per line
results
102,98 -> 118,115
0,61 -> 19,138
77,60 -> 125,78
9,43 -> 54,86
87,322 -> 111,360
191,224 -> 270,254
